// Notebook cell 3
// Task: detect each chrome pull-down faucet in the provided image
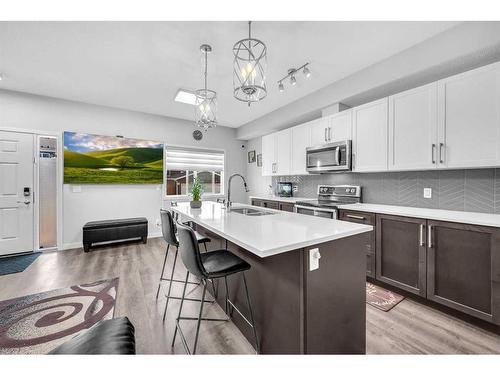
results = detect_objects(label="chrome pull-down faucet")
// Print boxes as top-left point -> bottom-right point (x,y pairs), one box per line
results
225,173 -> 250,208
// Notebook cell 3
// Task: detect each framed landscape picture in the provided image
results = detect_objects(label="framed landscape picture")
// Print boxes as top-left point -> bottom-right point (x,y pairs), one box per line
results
63,132 -> 163,184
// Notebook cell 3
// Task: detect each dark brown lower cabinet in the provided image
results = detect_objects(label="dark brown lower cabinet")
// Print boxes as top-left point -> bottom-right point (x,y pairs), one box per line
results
251,198 -> 287,211
339,209 -> 376,278
376,214 -> 427,297
251,199 -> 263,207
426,220 -> 500,324
279,202 -> 295,212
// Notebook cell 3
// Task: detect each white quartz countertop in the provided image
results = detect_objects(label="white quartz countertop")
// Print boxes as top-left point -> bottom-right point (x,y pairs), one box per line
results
338,203 -> 500,228
248,195 -> 315,203
172,201 -> 373,258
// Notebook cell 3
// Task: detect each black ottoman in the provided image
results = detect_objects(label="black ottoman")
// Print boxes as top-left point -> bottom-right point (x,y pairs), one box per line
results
83,217 -> 148,252
49,317 -> 135,354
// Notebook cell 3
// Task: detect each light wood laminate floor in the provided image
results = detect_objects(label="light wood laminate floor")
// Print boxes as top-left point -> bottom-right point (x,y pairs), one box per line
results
0,238 -> 499,354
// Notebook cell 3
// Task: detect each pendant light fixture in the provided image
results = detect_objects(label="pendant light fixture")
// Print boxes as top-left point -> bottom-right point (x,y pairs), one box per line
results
233,21 -> 267,106
195,44 -> 217,131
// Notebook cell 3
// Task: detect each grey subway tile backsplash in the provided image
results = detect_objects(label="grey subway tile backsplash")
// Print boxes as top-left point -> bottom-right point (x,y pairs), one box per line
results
274,168 -> 500,214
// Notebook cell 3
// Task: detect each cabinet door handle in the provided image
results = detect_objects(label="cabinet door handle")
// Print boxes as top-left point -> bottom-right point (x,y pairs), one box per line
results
324,128 -> 328,142
346,214 -> 365,220
328,127 -> 331,141
439,143 -> 445,164
419,224 -> 425,246
431,144 -> 436,164
428,224 -> 433,248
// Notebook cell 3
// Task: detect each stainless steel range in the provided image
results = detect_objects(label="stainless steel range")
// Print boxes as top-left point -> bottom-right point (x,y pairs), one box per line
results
294,185 -> 361,219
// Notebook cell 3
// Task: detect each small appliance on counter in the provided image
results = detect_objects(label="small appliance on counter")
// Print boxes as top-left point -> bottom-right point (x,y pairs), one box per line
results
277,182 -> 293,197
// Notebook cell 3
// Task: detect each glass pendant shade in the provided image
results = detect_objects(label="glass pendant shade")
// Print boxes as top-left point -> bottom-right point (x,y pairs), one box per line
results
233,21 -> 267,105
195,44 -> 217,130
195,88 -> 217,130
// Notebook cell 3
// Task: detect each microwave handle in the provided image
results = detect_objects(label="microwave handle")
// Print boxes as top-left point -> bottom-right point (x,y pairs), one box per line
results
335,147 -> 340,165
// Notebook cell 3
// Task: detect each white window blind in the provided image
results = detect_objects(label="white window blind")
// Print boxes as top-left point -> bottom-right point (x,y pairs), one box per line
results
166,147 -> 224,172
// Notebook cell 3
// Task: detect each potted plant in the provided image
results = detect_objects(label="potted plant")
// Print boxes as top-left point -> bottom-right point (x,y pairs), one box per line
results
190,177 -> 203,208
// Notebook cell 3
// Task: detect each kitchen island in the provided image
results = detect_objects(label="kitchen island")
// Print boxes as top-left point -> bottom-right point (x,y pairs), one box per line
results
171,201 -> 373,354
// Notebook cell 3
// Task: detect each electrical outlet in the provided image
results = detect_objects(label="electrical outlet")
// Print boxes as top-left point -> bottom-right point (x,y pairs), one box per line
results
423,188 -> 432,199
309,248 -> 321,271
293,185 -> 298,193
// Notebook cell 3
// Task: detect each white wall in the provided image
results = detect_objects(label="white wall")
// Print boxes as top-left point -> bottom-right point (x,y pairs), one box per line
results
0,89 -> 247,249
245,137 -> 271,200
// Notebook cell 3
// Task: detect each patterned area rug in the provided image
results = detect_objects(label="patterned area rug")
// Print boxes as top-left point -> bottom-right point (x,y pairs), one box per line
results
0,278 -> 118,354
366,282 -> 404,312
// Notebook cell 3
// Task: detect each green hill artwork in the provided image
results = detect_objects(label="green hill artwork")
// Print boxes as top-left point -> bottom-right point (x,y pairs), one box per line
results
63,132 -> 163,184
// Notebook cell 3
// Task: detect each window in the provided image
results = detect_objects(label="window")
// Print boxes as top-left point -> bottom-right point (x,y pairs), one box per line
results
165,146 -> 224,197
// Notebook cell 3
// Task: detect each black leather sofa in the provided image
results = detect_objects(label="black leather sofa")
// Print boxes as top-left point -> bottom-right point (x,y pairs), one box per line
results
83,217 -> 148,252
49,317 -> 136,354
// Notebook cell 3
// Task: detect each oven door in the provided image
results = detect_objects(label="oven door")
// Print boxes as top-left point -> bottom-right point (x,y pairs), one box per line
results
294,205 -> 337,219
306,141 -> 351,173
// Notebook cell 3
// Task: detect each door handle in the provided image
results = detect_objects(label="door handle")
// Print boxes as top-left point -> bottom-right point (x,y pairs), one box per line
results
324,128 -> 328,142
419,224 -> 425,246
17,200 -> 31,205
428,224 -> 433,248
431,144 -> 436,164
439,143 -> 445,164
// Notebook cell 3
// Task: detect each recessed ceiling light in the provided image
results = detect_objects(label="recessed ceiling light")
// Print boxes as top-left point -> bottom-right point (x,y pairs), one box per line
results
174,89 -> 196,105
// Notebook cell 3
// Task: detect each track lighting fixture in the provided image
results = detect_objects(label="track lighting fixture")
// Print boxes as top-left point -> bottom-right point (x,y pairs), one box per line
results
277,62 -> 311,92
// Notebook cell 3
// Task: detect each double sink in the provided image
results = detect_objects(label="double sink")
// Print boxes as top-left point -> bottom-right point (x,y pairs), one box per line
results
230,207 -> 276,216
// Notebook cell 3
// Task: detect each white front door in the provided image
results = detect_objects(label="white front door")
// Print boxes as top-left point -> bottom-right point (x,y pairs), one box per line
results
0,131 -> 34,256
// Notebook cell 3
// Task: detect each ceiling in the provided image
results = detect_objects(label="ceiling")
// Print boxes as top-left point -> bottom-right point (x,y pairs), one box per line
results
0,21 -> 460,128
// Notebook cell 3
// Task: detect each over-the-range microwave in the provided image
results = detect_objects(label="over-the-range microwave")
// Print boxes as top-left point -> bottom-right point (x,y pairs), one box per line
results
306,140 -> 352,173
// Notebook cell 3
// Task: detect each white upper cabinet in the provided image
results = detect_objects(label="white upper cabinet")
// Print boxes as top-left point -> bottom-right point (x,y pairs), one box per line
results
310,117 -> 330,146
437,62 -> 500,169
261,133 -> 275,176
352,97 -> 389,172
290,123 -> 311,175
261,129 -> 291,176
328,110 -> 352,142
388,83 -> 438,171
275,128 -> 291,175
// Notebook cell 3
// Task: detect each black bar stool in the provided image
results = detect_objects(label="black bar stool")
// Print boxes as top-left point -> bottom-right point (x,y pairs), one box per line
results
155,209 -> 213,321
171,222 -> 260,354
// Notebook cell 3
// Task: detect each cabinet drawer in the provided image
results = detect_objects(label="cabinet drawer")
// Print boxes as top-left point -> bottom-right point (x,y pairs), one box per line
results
261,200 -> 279,210
251,199 -> 263,207
279,202 -> 295,212
339,210 -> 375,225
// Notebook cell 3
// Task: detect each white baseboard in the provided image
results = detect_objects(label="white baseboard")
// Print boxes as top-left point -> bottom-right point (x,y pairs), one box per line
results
62,231 -> 162,251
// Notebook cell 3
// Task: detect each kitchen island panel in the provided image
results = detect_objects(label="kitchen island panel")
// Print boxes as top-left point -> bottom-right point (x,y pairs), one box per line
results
196,225 -> 367,354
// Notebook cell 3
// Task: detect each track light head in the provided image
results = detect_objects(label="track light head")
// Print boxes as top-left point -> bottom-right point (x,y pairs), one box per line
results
290,75 -> 297,86
278,81 -> 284,92
303,65 -> 311,78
